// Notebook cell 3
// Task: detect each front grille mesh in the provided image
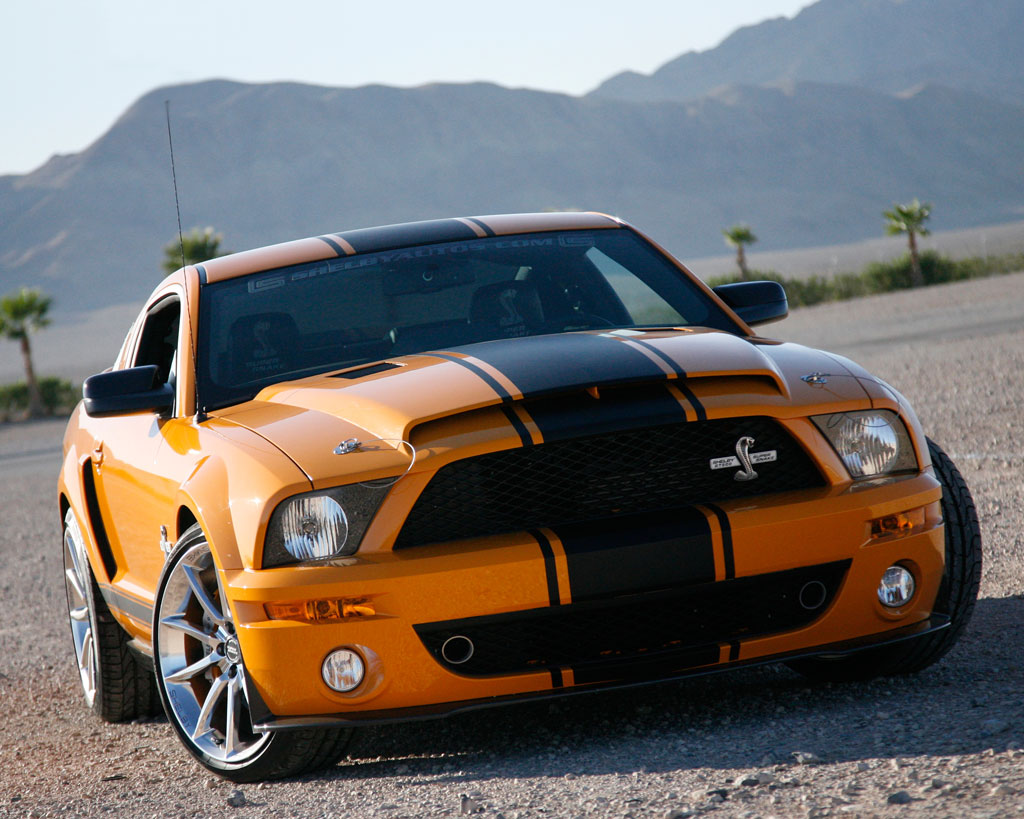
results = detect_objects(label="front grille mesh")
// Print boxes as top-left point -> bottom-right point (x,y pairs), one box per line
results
395,416 -> 824,548
415,560 -> 850,679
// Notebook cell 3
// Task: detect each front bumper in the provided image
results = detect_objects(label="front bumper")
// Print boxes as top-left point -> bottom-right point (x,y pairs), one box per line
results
226,471 -> 944,729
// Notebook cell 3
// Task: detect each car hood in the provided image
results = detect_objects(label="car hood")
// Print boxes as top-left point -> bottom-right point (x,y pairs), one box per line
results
213,329 -> 870,484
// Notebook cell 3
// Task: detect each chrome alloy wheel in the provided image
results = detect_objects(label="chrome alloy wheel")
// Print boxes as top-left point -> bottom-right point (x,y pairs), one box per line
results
62,510 -> 96,707
156,540 -> 271,764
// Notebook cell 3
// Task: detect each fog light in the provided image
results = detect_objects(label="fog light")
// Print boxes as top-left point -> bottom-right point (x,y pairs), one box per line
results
877,565 -> 915,608
322,649 -> 365,692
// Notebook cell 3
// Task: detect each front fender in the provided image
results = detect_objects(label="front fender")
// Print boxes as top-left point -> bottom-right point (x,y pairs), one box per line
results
174,419 -> 313,572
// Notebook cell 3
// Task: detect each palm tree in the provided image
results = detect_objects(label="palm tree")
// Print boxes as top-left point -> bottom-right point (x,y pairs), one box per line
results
883,199 -> 931,288
162,226 -> 227,276
722,224 -> 757,280
0,287 -> 52,418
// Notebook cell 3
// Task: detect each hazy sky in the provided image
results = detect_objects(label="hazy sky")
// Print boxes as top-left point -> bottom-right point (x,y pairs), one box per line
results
3,0 -> 810,176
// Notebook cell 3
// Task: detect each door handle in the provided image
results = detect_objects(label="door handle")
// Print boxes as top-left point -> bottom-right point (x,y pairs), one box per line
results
92,443 -> 104,466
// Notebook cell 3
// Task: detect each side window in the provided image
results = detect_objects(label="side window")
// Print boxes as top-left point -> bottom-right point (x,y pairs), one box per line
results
134,297 -> 181,387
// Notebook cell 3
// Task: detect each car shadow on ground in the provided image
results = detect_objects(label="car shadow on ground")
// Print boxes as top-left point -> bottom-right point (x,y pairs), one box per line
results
324,595 -> 1023,783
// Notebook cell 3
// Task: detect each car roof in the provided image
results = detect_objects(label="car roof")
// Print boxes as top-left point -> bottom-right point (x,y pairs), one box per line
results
197,211 -> 625,284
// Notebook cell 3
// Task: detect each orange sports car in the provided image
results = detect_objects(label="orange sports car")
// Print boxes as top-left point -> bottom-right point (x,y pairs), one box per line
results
59,212 -> 981,781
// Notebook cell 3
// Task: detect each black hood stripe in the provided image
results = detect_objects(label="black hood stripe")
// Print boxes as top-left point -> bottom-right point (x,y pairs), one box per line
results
626,338 -> 688,378
623,338 -> 706,420
425,352 -> 513,402
674,382 -> 707,421
524,383 -> 687,443
448,333 -> 670,400
550,508 -> 715,603
501,405 -> 534,448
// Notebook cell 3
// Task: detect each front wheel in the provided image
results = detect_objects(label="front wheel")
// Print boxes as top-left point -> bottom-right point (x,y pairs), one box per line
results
788,437 -> 982,681
153,524 -> 353,781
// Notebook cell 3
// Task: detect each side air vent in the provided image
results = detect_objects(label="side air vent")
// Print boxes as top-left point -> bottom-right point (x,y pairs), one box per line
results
82,460 -> 119,582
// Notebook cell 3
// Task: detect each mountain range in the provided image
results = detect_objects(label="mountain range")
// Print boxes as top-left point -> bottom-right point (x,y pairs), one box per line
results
1,0 -> 1022,314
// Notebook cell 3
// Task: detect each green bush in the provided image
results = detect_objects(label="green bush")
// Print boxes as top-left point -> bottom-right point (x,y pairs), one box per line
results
705,249 -> 1024,310
0,377 -> 79,419
862,251 -> 963,291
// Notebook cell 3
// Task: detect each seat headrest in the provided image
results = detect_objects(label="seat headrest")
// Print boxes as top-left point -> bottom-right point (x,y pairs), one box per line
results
227,312 -> 299,384
469,281 -> 544,338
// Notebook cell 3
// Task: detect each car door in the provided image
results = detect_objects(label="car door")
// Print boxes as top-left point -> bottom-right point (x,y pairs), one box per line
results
88,289 -> 197,613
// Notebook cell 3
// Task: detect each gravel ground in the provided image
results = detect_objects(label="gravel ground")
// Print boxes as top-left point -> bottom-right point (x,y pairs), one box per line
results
1,273 -> 1022,818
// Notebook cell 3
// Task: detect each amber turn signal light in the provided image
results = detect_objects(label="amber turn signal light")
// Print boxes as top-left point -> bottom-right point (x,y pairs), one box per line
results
265,597 -> 375,623
870,506 -> 926,540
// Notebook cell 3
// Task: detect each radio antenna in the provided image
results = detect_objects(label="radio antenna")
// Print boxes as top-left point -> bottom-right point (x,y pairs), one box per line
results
164,101 -> 205,421
165,100 -> 186,271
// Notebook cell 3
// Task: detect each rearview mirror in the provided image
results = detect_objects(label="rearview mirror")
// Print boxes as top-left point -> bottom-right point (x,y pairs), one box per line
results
83,365 -> 174,417
713,281 -> 788,326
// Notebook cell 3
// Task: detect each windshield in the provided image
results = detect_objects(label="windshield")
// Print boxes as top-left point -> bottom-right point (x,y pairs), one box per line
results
196,227 -> 742,410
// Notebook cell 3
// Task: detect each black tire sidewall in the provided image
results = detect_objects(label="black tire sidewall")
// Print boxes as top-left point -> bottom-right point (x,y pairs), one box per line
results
152,524 -> 287,780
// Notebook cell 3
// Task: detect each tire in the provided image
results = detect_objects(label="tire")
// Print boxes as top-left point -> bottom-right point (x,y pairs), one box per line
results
788,437 -> 982,682
62,508 -> 158,721
152,524 -> 353,781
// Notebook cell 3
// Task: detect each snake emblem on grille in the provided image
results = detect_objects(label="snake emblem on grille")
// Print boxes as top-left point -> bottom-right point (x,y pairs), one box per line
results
733,436 -> 758,481
709,435 -> 778,480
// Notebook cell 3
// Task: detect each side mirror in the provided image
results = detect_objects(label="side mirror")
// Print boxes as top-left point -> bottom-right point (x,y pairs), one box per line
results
713,281 -> 788,326
83,365 -> 174,417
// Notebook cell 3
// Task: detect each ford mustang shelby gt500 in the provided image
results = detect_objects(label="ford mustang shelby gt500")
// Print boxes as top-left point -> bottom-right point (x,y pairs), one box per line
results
59,212 -> 981,780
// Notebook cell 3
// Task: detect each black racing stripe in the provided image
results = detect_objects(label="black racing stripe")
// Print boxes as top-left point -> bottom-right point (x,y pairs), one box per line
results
705,503 -> 735,580
456,333 -> 668,400
195,264 -> 208,284
572,644 -> 720,686
424,352 -> 512,402
552,509 -> 715,603
622,339 -> 709,420
465,217 -> 497,237
530,529 -> 560,607
336,219 -> 477,254
728,640 -> 740,661
550,668 -> 564,688
675,382 -> 707,421
501,405 -> 533,448
628,338 -> 688,377
99,585 -> 153,623
316,235 -> 347,256
524,383 -> 686,443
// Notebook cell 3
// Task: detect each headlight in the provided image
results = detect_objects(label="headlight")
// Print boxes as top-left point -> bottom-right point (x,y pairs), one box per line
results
263,484 -> 388,568
812,410 -> 918,479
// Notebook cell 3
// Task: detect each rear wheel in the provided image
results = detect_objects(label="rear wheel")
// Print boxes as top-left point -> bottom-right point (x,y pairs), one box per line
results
62,508 -> 157,721
789,437 -> 982,681
153,524 -> 353,781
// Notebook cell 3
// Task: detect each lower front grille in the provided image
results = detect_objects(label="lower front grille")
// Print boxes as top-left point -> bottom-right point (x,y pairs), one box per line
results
414,560 -> 850,681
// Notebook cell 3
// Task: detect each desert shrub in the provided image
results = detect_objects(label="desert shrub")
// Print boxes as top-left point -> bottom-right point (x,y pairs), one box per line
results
704,249 -> 1024,311
0,377 -> 78,419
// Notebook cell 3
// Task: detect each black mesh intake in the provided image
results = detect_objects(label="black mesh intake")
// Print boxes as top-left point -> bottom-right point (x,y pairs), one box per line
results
414,560 -> 851,680
395,416 -> 824,549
